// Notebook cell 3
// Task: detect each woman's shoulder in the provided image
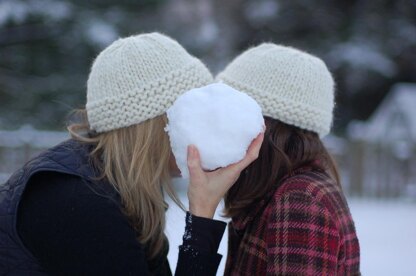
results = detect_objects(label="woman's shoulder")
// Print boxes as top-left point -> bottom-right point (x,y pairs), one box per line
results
273,168 -> 349,218
18,171 -> 128,250
17,171 -> 150,275
20,171 -> 122,222
277,169 -> 338,195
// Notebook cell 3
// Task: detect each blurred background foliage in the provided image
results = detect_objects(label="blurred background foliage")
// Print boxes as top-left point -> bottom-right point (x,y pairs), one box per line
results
0,0 -> 415,132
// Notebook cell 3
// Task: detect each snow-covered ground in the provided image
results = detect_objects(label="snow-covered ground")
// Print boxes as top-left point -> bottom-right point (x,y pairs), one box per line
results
166,179 -> 416,275
348,198 -> 416,276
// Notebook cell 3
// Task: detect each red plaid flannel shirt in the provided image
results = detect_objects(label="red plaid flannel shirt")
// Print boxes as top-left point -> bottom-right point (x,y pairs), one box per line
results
224,167 -> 360,275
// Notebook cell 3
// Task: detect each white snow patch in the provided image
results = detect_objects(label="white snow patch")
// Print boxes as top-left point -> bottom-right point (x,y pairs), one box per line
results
244,0 -> 279,24
349,198 -> 416,275
0,0 -> 27,25
199,19 -> 219,45
328,42 -> 397,77
0,173 -> 11,185
165,83 -> 264,178
0,125 -> 68,148
0,0 -> 72,26
86,20 -> 119,48
347,83 -> 416,143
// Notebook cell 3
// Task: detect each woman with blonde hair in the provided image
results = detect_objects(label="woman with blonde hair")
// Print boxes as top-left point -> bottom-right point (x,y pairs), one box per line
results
217,44 -> 360,275
0,33 -> 263,275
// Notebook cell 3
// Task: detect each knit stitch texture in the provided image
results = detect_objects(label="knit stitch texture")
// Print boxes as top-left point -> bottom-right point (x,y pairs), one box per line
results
86,32 -> 213,133
217,44 -> 335,137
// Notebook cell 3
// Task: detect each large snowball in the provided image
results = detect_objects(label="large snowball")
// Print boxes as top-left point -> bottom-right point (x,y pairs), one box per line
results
165,83 -> 264,178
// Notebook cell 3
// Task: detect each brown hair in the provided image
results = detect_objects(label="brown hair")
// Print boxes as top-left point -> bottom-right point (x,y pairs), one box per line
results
68,110 -> 183,260
224,116 -> 340,218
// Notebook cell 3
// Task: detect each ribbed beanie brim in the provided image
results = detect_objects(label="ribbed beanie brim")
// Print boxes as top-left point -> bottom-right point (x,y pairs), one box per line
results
217,43 -> 335,137
86,32 -> 213,133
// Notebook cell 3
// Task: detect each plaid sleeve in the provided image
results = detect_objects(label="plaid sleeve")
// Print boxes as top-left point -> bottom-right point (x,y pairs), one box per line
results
266,190 -> 340,275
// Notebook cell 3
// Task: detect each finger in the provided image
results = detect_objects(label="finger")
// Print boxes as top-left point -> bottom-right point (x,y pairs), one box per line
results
231,132 -> 264,172
246,131 -> 264,160
187,145 -> 205,180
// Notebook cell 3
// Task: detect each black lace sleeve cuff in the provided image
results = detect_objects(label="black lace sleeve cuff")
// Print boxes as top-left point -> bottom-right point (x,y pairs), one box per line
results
181,211 -> 226,254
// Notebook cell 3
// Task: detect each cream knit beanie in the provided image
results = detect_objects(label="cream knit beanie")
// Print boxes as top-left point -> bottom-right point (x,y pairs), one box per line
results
217,43 -> 335,137
86,32 -> 213,133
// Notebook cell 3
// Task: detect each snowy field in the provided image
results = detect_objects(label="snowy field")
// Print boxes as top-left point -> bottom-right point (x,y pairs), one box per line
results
166,179 -> 416,275
348,198 -> 416,276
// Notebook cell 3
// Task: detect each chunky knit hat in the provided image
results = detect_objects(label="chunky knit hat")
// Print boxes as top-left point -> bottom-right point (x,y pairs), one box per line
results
217,43 -> 335,137
86,32 -> 213,133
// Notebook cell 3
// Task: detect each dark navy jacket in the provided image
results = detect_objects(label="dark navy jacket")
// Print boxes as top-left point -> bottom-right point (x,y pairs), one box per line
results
0,139 -> 225,276
0,140 -> 105,275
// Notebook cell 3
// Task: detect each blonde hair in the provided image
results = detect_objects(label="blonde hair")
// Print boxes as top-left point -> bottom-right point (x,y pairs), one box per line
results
68,110 -> 183,259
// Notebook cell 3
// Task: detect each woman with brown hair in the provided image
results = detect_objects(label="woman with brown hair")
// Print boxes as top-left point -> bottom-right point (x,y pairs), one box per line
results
0,33 -> 263,275
217,44 -> 360,275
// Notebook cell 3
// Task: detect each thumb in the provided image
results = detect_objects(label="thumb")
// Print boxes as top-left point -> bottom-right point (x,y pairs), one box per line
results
187,145 -> 204,180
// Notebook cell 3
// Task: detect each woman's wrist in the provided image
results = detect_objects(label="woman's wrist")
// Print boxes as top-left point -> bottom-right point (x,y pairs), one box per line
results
189,202 -> 217,219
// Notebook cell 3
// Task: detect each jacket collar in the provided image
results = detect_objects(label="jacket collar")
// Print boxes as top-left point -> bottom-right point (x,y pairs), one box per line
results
34,139 -> 101,181
230,164 -> 318,231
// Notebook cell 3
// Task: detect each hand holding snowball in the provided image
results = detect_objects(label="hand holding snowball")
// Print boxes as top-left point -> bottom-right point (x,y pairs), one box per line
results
165,83 -> 265,218
187,132 -> 264,219
165,83 -> 264,178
